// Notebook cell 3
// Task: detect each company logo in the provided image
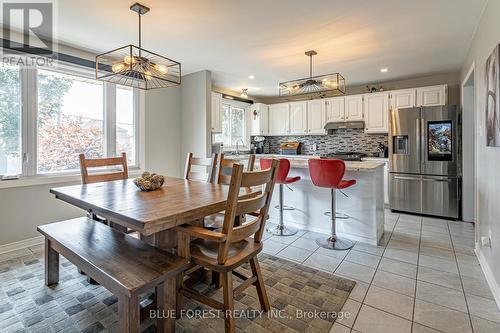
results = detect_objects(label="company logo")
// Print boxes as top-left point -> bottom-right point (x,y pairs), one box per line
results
2,1 -> 54,54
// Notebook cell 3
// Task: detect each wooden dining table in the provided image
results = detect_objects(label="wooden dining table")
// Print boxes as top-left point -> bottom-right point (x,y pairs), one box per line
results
50,176 -> 259,251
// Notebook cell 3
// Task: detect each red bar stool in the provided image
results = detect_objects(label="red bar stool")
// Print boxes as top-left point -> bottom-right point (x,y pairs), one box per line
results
260,158 -> 301,236
308,159 -> 356,250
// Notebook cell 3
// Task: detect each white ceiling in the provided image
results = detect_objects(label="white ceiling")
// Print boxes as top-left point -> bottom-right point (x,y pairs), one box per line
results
10,0 -> 487,96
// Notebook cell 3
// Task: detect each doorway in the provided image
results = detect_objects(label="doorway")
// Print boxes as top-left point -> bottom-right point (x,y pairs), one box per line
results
461,63 -> 476,224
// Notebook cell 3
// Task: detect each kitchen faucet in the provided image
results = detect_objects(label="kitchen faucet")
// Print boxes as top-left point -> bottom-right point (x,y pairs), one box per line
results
235,139 -> 245,155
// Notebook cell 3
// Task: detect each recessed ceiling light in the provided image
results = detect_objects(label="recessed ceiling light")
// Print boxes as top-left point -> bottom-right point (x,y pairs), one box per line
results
248,75 -> 255,80
380,68 -> 388,73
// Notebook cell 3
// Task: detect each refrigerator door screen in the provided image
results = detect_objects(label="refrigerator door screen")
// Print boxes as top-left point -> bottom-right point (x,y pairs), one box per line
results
427,121 -> 452,161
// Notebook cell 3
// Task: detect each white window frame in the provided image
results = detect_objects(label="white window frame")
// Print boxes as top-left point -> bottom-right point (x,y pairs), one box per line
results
0,58 -> 143,184
218,99 -> 250,151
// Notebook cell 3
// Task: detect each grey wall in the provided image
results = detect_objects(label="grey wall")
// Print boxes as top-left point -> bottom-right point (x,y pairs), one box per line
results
180,71 -> 212,169
145,87 -> 182,177
460,0 -> 500,301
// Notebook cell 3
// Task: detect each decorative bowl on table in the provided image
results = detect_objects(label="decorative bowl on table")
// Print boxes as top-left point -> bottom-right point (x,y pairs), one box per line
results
133,172 -> 165,191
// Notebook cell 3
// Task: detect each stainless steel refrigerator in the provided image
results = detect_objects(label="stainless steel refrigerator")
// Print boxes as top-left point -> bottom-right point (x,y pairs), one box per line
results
389,105 -> 460,219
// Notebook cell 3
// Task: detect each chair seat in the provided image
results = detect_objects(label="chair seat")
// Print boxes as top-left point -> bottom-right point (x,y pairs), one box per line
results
338,179 -> 356,189
281,176 -> 301,184
190,238 -> 263,272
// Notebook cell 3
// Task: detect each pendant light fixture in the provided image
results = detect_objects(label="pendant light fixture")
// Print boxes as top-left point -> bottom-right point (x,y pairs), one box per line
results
96,3 -> 181,90
278,50 -> 345,96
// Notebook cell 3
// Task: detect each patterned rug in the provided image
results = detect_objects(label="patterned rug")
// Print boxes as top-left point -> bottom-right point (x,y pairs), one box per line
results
0,250 -> 355,333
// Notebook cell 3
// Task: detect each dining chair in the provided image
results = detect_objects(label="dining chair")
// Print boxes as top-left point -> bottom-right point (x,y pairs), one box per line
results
205,154 -> 256,229
79,152 -> 129,184
176,159 -> 279,332
184,153 -> 219,182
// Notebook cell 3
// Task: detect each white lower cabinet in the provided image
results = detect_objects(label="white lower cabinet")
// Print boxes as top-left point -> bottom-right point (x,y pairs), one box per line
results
268,103 -> 290,135
364,92 -> 389,133
307,99 -> 326,134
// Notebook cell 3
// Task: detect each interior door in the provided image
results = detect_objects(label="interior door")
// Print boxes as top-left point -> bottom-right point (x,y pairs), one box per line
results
421,105 -> 458,176
389,107 -> 421,174
289,101 -> 307,134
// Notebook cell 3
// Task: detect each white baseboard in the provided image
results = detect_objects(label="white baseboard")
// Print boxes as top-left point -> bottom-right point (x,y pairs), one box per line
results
475,244 -> 500,310
0,236 -> 44,254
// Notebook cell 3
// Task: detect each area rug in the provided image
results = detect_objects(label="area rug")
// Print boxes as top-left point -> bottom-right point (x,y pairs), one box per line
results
0,250 -> 355,333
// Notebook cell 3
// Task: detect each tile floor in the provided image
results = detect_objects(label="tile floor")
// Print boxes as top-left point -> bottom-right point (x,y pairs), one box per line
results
263,210 -> 500,333
1,210 -> 499,332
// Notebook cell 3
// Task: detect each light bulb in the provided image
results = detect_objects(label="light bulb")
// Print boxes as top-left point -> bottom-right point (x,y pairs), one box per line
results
112,62 -> 125,73
153,64 -> 168,74
144,71 -> 153,81
240,89 -> 248,98
124,55 -> 136,65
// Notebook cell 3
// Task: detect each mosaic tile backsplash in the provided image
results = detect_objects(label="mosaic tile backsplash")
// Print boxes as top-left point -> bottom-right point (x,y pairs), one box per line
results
253,129 -> 388,155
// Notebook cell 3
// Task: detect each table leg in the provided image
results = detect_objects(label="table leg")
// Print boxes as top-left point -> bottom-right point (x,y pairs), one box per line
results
45,239 -> 59,286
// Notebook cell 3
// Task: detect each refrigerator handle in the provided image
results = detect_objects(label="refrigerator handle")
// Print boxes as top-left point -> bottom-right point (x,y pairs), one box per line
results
421,118 -> 426,168
416,118 -> 421,168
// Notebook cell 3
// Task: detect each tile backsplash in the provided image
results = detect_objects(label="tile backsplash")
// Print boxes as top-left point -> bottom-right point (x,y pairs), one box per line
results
253,129 -> 388,155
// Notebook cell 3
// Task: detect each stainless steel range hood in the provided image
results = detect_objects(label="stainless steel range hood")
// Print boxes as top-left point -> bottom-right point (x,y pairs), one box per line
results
324,121 -> 365,134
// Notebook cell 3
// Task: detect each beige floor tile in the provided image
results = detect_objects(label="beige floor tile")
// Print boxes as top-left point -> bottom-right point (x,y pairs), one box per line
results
352,242 -> 385,256
269,234 -> 301,245
383,247 -> 418,265
372,270 -> 416,297
364,285 -> 414,319
315,246 -> 349,259
336,299 -> 361,328
335,261 -> 376,284
329,323 -> 351,333
471,315 -> 500,333
345,250 -> 381,268
416,280 -> 468,312
419,245 -> 455,260
289,237 -> 320,252
412,322 -> 443,333
462,275 -> 495,300
417,266 -> 463,290
276,245 -> 312,263
353,304 -> 412,333
340,276 -> 369,302
262,239 -> 288,255
303,252 -> 341,272
378,257 -> 417,279
302,231 -> 328,240
466,294 -> 500,324
458,262 -> 484,278
418,254 -> 459,274
414,299 -> 472,333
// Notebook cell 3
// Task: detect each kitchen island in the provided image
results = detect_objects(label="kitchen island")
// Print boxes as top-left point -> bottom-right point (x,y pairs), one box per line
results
228,154 -> 385,245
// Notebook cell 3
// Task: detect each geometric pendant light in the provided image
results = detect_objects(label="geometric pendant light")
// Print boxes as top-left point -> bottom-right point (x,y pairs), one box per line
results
96,3 -> 181,90
279,50 -> 345,96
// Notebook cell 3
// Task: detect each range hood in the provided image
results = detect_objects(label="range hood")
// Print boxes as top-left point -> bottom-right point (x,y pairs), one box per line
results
324,121 -> 365,133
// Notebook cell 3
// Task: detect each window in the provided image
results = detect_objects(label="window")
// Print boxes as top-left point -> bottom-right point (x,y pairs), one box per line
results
37,69 -> 105,173
116,86 -> 136,166
0,64 -> 21,175
214,103 -> 246,148
0,61 -> 141,178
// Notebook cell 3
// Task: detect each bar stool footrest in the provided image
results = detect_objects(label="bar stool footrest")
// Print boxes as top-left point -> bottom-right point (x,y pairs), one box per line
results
324,211 -> 350,219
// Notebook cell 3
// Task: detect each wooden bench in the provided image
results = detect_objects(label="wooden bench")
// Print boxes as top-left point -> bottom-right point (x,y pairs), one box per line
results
37,217 -> 189,333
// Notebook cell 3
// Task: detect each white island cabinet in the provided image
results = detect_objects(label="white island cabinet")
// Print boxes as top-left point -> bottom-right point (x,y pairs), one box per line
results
228,155 -> 386,245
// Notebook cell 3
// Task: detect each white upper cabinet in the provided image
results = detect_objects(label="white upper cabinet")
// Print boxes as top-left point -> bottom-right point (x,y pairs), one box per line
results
211,92 -> 222,133
325,97 -> 345,122
364,92 -> 389,133
268,103 -> 290,135
289,101 -> 308,134
345,95 -> 364,121
416,85 -> 447,107
390,89 -> 416,110
248,103 -> 269,136
307,99 -> 326,134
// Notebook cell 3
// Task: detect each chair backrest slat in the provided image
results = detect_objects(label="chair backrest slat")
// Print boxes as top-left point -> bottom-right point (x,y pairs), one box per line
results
79,153 -> 128,184
216,159 -> 279,264
217,154 -> 256,185
184,153 -> 218,182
